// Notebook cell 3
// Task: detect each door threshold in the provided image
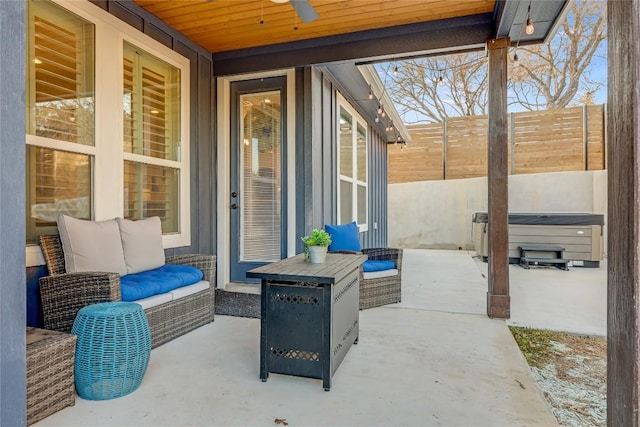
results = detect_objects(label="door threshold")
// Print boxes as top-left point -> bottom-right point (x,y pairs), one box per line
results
223,282 -> 261,295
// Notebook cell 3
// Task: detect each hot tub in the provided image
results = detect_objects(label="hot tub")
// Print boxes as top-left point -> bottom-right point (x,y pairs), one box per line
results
472,212 -> 604,267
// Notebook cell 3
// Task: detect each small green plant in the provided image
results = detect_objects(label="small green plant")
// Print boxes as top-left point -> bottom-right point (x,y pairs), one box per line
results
301,229 -> 332,262
509,326 -> 562,368
301,228 -> 332,247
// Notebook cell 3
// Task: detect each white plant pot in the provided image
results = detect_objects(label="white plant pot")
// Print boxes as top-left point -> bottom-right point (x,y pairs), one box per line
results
307,245 -> 328,264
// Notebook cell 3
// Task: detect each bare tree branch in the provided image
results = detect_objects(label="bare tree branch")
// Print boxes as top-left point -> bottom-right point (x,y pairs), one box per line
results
380,0 -> 606,122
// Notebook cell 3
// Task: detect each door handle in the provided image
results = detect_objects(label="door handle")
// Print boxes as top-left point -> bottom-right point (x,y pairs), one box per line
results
231,203 -> 238,210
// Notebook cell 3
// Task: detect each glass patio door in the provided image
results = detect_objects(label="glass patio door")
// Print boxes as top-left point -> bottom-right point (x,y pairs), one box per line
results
230,77 -> 287,282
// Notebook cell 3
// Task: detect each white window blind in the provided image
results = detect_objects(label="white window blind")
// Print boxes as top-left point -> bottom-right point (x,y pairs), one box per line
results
240,92 -> 282,262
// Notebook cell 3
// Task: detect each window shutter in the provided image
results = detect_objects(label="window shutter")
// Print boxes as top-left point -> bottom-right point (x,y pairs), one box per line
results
26,1 -> 94,243
29,6 -> 94,145
123,43 -> 181,234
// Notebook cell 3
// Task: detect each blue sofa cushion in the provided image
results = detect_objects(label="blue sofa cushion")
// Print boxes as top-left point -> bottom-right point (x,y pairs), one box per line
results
325,221 -> 362,252
120,264 -> 203,301
363,260 -> 396,272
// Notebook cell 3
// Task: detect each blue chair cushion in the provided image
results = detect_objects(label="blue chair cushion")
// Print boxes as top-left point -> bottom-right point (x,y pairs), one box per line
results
363,260 -> 396,272
325,221 -> 362,252
120,264 -> 203,301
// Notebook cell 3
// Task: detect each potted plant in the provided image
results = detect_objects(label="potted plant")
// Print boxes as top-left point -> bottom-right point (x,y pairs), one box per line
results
301,228 -> 332,263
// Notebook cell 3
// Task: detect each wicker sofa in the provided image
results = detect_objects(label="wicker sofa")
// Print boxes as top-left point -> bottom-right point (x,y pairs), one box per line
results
38,234 -> 216,348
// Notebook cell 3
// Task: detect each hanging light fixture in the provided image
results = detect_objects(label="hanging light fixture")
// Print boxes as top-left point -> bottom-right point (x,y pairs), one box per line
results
525,1 -> 535,35
368,85 -> 374,100
377,104 -> 383,114
393,65 -> 398,76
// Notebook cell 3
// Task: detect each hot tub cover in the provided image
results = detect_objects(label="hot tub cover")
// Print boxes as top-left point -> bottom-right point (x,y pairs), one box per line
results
471,212 -> 604,226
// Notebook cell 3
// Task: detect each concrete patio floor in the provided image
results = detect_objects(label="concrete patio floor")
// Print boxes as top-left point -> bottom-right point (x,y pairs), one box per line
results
35,249 -> 606,427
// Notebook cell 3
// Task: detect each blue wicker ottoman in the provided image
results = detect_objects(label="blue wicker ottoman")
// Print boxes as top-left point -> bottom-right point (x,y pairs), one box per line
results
71,302 -> 151,400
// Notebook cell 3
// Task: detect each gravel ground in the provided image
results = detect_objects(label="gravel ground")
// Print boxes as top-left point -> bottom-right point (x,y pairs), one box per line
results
528,335 -> 606,426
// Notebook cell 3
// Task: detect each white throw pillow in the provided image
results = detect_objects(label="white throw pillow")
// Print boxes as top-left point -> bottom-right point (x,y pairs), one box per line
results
57,214 -> 128,276
116,216 -> 165,274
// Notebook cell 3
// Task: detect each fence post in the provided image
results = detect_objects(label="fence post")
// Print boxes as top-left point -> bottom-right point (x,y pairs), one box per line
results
442,118 -> 447,180
583,105 -> 589,170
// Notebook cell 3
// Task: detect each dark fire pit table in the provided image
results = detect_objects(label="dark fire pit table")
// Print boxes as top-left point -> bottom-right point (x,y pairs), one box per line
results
247,253 -> 366,391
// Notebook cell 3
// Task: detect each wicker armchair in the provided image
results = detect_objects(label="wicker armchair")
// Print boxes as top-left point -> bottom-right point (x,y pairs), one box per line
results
358,248 -> 403,310
38,235 -> 216,348
325,222 -> 403,310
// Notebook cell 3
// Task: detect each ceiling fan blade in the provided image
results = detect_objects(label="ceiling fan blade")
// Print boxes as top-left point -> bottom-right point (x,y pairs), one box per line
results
290,0 -> 318,23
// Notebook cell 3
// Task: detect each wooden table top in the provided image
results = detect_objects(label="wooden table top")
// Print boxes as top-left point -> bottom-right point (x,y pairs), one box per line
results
247,253 -> 367,284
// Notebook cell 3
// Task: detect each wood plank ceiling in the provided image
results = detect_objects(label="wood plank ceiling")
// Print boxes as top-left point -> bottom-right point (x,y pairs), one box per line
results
133,0 -> 496,54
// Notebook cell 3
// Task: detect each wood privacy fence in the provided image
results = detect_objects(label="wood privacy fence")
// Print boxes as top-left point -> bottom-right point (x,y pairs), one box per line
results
389,104 -> 607,183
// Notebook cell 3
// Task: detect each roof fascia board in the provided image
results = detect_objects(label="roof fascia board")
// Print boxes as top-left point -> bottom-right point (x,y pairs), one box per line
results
318,64 -> 389,138
494,0 -> 517,38
495,0 -> 570,45
544,0 -> 572,44
358,65 -> 411,144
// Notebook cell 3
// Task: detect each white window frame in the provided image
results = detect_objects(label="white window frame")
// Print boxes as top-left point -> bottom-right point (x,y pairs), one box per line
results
336,92 -> 368,232
26,0 -> 190,266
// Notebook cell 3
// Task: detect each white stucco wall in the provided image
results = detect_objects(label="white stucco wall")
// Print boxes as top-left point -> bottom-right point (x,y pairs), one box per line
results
388,170 -> 608,254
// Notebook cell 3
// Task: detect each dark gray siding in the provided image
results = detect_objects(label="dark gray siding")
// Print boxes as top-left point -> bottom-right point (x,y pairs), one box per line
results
94,1 -> 217,256
296,66 -> 389,251
1,1 -> 27,424
364,130 -> 389,249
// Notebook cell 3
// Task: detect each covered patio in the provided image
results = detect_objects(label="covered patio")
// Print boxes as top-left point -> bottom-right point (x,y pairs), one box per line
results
2,0 -> 639,425
33,248 -> 604,426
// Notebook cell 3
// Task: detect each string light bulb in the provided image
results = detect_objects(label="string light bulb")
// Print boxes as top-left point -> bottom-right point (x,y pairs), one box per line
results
438,75 -> 444,87
393,65 -> 398,76
377,104 -> 383,115
525,18 -> 534,35
380,108 -> 386,118
513,51 -> 519,63
525,2 -> 534,35
368,85 -> 374,100
374,115 -> 379,123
